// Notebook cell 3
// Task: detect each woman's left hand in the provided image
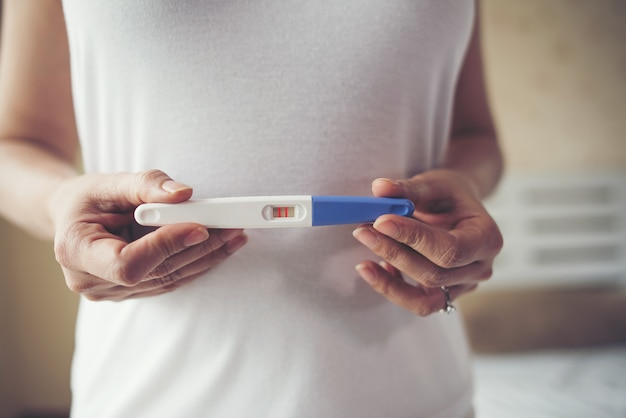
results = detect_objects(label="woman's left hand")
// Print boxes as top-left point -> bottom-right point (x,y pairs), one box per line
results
353,169 -> 503,316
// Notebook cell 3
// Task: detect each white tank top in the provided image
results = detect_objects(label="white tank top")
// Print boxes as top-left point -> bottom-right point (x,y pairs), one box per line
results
62,1 -> 475,417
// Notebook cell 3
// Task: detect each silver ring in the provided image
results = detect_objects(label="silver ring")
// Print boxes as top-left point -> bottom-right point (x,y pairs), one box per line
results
439,286 -> 456,314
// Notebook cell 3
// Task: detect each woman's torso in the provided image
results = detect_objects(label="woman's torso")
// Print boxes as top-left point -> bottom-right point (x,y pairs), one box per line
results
63,1 -> 475,416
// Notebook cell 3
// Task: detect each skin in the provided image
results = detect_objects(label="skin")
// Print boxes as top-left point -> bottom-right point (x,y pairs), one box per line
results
0,0 -> 248,301
353,6 -> 504,315
0,0 -> 502,310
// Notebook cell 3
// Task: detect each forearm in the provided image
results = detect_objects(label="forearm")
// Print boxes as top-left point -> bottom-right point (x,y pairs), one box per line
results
441,0 -> 503,200
0,1 -> 81,239
442,130 -> 503,200
0,137 -> 77,239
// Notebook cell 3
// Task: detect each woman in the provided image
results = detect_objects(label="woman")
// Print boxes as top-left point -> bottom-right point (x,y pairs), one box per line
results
0,1 -> 502,416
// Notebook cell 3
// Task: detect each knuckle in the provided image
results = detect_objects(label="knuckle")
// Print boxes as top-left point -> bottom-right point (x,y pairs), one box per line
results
54,239 -> 71,267
376,279 -> 394,298
413,259 -> 448,287
418,293 -> 445,316
139,169 -> 167,185
402,226 -> 425,249
195,237 -> 222,254
421,266 -> 447,288
160,272 -> 201,292
156,271 -> 182,287
415,303 -> 435,317
428,299 -> 443,316
149,258 -> 176,279
53,225 -> 81,268
83,292 -> 107,302
380,244 -> 405,265
110,262 -> 142,286
491,227 -> 504,255
160,237 -> 181,259
437,239 -> 470,268
65,275 -> 94,294
479,265 -> 493,281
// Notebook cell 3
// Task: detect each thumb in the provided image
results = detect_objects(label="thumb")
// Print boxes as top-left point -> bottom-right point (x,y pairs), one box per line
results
371,176 -> 453,214
132,169 -> 193,204
96,170 -> 193,209
371,178 -> 409,199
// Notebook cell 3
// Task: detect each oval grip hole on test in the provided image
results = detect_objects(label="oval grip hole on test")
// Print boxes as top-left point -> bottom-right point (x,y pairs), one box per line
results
136,207 -> 161,225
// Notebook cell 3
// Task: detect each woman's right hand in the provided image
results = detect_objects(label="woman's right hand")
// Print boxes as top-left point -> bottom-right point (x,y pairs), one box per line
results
48,169 -> 247,301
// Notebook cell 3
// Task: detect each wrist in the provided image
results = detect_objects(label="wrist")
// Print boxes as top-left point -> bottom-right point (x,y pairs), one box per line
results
45,170 -> 80,237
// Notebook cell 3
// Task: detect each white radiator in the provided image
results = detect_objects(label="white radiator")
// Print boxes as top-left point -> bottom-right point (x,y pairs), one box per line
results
483,170 -> 626,288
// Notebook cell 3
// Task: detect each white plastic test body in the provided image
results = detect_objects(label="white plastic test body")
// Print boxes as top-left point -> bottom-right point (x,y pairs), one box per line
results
134,196 -> 414,229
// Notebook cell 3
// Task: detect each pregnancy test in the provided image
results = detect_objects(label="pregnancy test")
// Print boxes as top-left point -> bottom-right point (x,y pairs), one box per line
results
134,196 -> 414,228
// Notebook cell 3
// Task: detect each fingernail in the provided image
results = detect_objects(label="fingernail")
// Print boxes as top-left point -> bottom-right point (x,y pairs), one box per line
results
225,235 -> 247,253
220,229 -> 244,242
352,227 -> 379,249
355,263 -> 378,285
183,228 -> 209,247
162,180 -> 192,193
374,178 -> 400,186
374,219 -> 400,238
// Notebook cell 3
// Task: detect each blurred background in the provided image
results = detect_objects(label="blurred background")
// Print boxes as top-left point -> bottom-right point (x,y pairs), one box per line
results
1,1 -> 625,417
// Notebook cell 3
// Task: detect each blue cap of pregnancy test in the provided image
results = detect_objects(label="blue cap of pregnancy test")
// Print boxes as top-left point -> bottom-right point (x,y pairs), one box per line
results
311,196 -> 414,226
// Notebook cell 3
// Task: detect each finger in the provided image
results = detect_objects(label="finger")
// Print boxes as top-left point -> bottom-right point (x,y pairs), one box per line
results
69,243 -> 226,301
82,272 -> 206,302
353,225 -> 493,287
123,272 -> 207,300
94,235 -> 248,301
378,260 -> 401,278
90,169 -> 193,212
77,222 -> 211,286
76,234 -> 242,301
64,264 -> 205,301
372,215 -> 500,268
371,178 -> 412,199
372,176 -> 466,214
444,284 -> 477,304
144,229 -> 245,280
144,233 -> 247,284
371,177 -> 455,214
62,267 -> 109,295
355,261 -> 477,316
138,235 -> 247,290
